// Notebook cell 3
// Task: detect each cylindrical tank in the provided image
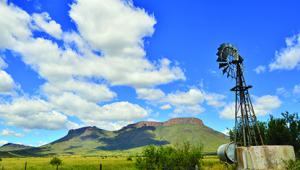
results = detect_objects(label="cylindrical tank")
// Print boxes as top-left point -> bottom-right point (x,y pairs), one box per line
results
217,142 -> 237,164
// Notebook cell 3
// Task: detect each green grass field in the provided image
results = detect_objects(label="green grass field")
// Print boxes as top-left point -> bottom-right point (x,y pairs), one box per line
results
0,156 -> 234,170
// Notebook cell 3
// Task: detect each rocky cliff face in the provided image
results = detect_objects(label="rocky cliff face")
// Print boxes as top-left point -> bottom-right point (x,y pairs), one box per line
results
130,117 -> 204,128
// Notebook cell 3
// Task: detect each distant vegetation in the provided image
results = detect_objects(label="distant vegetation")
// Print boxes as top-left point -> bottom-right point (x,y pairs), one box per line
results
229,111 -> 300,156
135,142 -> 203,170
50,157 -> 62,170
0,155 -> 235,170
0,118 -> 230,169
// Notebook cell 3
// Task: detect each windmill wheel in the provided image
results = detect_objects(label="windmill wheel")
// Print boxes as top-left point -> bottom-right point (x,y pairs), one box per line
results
216,43 -> 243,78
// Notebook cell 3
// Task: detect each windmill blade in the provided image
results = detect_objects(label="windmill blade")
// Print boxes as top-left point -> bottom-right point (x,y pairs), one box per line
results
222,65 -> 229,74
238,55 -> 244,62
227,67 -> 234,78
227,68 -> 231,78
217,57 -> 226,62
219,63 -> 228,68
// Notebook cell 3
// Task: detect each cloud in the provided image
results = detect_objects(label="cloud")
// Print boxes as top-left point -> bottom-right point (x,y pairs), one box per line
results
160,104 -> 171,110
220,95 -> 281,119
0,98 -> 76,130
164,88 -> 206,114
165,88 -> 205,106
173,105 -> 205,115
42,80 -> 116,103
1,129 -> 23,137
0,57 -> 8,69
222,129 -> 230,136
254,65 -> 266,74
69,0 -> 155,58
0,0 -> 184,130
0,140 -> 8,146
0,56 -> 16,95
135,87 -> 226,115
205,92 -> 226,107
276,87 -> 290,98
136,88 -> 165,101
219,102 -> 235,119
68,0 -> 185,87
254,95 -> 281,116
47,92 -> 148,130
269,33 -> 300,71
32,12 -> 62,39
0,70 -> 15,94
293,84 -> 300,94
51,92 -> 148,121
162,88 -> 225,115
37,141 -> 48,147
84,120 -> 132,131
1,0 -> 185,87
0,2 -> 31,49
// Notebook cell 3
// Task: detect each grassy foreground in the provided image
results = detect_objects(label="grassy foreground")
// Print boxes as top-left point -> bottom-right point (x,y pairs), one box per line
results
0,156 -> 233,170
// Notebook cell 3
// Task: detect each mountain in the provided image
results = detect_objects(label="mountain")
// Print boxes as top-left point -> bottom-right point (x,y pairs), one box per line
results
0,117 -> 229,157
0,143 -> 33,152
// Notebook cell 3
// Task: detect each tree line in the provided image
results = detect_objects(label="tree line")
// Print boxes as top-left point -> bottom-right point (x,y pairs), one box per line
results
229,111 -> 300,157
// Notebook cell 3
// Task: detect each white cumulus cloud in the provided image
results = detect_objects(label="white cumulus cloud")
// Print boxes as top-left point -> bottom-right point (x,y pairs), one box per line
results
51,92 -> 148,121
0,0 -> 184,130
0,70 -> 15,94
220,95 -> 281,119
162,88 -> 225,115
69,0 -> 155,58
269,33 -> 300,71
136,88 -> 165,101
42,80 -> 116,103
1,129 -> 23,137
0,98 -> 76,130
254,95 -> 281,116
32,12 -> 62,39
254,65 -> 266,74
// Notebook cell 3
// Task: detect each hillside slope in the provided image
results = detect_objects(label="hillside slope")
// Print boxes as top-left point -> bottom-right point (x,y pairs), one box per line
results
0,118 -> 229,156
0,143 -> 33,152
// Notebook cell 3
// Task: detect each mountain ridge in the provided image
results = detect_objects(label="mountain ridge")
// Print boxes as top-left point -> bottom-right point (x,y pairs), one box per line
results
0,143 -> 33,152
0,117 -> 229,157
126,117 -> 204,128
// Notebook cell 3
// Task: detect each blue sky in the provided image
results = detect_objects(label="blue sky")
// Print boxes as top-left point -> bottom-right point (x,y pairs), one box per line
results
0,0 -> 300,146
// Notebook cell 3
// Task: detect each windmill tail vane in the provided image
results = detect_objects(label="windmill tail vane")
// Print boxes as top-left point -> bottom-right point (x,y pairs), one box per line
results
217,43 -> 264,147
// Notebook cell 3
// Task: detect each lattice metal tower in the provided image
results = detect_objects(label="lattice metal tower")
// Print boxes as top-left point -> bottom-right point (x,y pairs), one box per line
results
216,43 -> 264,146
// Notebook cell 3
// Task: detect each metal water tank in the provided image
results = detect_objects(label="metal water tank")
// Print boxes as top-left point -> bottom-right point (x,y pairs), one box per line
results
217,142 -> 236,164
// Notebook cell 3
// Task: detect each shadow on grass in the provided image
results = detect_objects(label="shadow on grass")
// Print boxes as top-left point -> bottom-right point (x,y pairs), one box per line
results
98,126 -> 169,150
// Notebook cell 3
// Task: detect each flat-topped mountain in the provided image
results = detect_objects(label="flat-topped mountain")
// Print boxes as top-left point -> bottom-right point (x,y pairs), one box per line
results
0,117 -> 228,157
128,117 -> 204,128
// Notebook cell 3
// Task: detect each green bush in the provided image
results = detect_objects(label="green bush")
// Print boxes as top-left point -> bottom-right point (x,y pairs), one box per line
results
284,159 -> 300,170
50,157 -> 62,170
135,142 -> 203,170
127,156 -> 133,161
229,111 -> 300,157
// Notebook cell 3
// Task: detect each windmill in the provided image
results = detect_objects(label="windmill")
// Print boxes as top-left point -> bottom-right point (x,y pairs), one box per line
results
216,43 -> 263,147
216,43 -> 296,169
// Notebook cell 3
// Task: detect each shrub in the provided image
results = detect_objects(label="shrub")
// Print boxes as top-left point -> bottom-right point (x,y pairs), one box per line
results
50,157 -> 62,170
127,156 -> 133,161
136,142 -> 203,170
284,159 -> 300,170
